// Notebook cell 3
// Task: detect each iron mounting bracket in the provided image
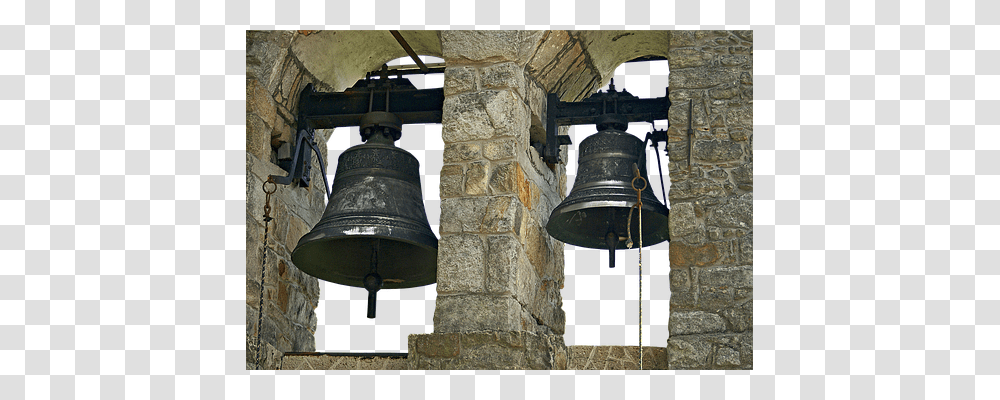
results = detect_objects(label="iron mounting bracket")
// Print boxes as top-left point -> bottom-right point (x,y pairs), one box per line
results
540,82 -> 671,164
268,76 -> 445,193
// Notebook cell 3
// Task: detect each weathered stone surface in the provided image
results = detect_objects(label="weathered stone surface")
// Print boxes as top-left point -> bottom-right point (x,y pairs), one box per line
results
443,66 -> 478,96
697,284 -> 734,310
669,48 -> 715,69
699,264 -> 753,289
666,336 -> 712,369
567,346 -> 669,370
247,113 -> 271,161
731,164 -> 752,185
439,197 -> 488,234
484,138 -> 518,160
247,78 -> 277,129
486,234 -> 521,295
669,311 -> 727,336
726,105 -> 753,129
439,164 -> 465,199
482,196 -> 523,234
481,62 -> 526,95
670,268 -> 691,292
465,161 -> 489,195
442,90 -> 529,143
671,178 -> 736,201
436,234 -> 486,293
409,331 -> 567,370
443,143 -> 481,163
670,242 -> 721,268
668,202 -> 700,239
720,300 -> 752,332
441,31 -> 543,64
442,93 -> 495,143
715,347 -> 740,368
670,67 -> 740,89
281,353 -> 409,370
433,295 -> 523,333
694,140 -> 744,163
706,192 -> 752,230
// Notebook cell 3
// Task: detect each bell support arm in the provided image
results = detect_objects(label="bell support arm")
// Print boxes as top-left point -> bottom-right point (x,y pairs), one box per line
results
268,81 -> 445,191
540,87 -> 671,164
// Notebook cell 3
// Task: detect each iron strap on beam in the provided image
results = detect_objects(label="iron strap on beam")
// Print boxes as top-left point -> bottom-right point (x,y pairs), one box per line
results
541,86 -> 671,164
297,81 -> 445,130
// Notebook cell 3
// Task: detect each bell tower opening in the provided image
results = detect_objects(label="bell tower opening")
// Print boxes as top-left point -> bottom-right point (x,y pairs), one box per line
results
561,58 -> 672,348
315,55 -> 446,353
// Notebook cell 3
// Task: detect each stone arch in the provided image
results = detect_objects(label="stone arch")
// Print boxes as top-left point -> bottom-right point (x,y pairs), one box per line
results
291,30 -> 443,91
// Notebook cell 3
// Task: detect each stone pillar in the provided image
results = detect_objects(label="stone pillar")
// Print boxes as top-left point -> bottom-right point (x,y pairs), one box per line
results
665,30 -> 753,370
408,31 -> 570,369
246,31 -> 324,370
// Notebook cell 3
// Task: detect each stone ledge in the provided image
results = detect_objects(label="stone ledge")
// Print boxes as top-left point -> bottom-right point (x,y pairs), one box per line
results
567,346 -> 668,370
408,331 -> 567,370
280,352 -> 409,370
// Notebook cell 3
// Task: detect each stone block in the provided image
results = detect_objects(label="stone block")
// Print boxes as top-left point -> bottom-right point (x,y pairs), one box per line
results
693,140 -> 745,163
567,346 -> 669,370
411,333 -> 460,358
484,90 -> 530,141
669,48 -> 715,69
720,300 -> 752,333
441,31 -> 543,64
285,215 -> 311,253
699,264 -> 753,289
465,161 -> 489,195
670,67 -> 740,90
706,192 -> 752,230
442,92 -> 496,143
666,336 -> 712,369
697,284 -> 734,310
719,55 -> 750,67
439,164 -> 465,199
408,331 -> 566,370
482,196 -> 522,234
443,142 -> 481,163
488,161 -> 520,195
433,294 -> 522,333
436,234 -> 486,293
443,66 -> 478,96
481,62 -> 526,96
669,311 -> 727,336
440,197 -> 488,234
708,82 -> 741,100
522,213 -> 551,275
670,268 -> 691,292
670,242 -> 721,268
671,178 -> 736,201
715,346 -> 741,368
247,78 -> 277,129
486,234 -> 521,295
670,289 -> 698,310
726,105 -> 753,129
668,202 -> 701,239
484,138 -> 518,160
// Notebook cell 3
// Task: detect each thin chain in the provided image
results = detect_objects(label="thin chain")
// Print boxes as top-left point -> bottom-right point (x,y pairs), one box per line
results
627,164 -> 646,370
255,178 -> 277,369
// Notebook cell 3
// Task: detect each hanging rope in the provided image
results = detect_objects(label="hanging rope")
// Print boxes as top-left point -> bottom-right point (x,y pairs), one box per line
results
625,164 -> 646,370
254,177 -> 277,370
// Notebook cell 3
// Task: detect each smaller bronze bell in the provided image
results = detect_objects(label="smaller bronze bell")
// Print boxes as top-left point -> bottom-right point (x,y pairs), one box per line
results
546,115 -> 669,268
291,112 -> 438,318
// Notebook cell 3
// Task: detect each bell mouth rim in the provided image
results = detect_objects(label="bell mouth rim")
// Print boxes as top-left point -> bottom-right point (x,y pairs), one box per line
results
546,205 -> 670,249
291,234 -> 438,290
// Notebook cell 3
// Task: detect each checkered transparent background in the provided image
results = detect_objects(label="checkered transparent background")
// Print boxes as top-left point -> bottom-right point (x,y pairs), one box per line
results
2,0 -> 999,399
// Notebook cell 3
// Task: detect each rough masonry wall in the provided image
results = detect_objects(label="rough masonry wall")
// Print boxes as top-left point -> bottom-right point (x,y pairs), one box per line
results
430,31 -> 568,336
665,30 -> 754,369
246,31 -> 326,369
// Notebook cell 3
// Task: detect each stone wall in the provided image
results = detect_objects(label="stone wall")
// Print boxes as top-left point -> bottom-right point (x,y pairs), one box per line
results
246,31 -> 327,369
664,30 -> 753,369
432,31 -> 569,338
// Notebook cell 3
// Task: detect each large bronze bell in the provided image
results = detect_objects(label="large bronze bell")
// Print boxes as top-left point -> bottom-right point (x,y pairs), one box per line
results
546,115 -> 669,268
291,112 -> 437,318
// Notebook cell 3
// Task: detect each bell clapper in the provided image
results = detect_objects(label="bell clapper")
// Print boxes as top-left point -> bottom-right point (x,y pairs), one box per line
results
364,240 -> 384,319
606,231 -> 618,268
